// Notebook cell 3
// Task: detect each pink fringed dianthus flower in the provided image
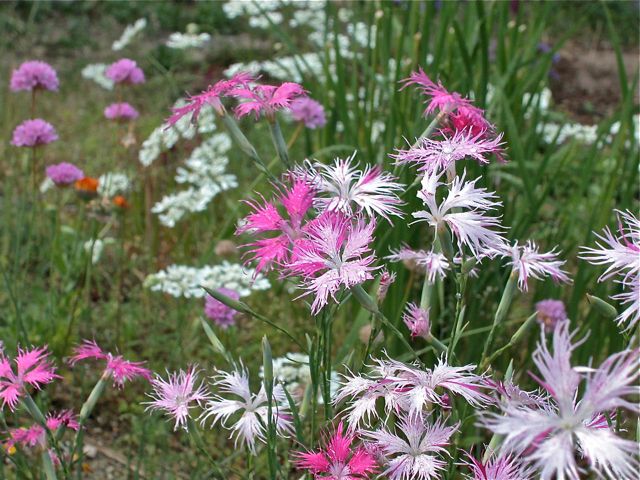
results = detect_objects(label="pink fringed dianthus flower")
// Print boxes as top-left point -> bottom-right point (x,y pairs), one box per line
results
0,346 -> 60,411
232,81 -> 306,119
480,323 -> 640,480
46,162 -> 84,186
236,177 -> 316,273
145,366 -> 210,431
285,212 -> 378,314
105,58 -> 145,85
402,68 -> 473,116
294,421 -> 378,479
11,119 -> 58,147
461,450 -> 533,480
10,61 -> 59,92
386,245 -> 449,283
104,102 -> 139,121
391,129 -> 503,175
166,72 -> 254,126
403,303 -> 431,340
289,96 -> 327,129
69,340 -> 151,387
204,287 -> 240,328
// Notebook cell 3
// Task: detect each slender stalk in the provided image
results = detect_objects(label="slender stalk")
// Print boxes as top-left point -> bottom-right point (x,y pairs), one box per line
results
480,270 -> 519,366
268,118 -> 291,169
41,450 -> 58,480
70,374 -> 108,473
186,417 -> 225,476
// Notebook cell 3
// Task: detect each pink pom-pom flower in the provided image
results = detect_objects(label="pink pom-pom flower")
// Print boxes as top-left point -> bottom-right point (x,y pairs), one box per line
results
46,162 -> 84,186
10,61 -> 59,92
104,102 -> 139,121
105,58 -> 145,85
11,119 -> 58,147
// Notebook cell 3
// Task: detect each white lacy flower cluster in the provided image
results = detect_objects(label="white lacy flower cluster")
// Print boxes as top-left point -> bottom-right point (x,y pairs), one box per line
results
259,352 -> 340,403
166,28 -> 211,49
138,100 -> 216,168
112,18 -> 147,51
144,262 -> 270,298
223,1 -> 375,83
151,133 -> 238,228
97,172 -> 131,197
81,64 -> 114,90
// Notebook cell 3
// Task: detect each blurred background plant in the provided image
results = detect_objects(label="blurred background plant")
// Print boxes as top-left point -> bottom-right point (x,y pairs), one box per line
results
0,0 -> 638,478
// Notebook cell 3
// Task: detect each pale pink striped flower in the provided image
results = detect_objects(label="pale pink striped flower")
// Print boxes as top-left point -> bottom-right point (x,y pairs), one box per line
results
299,154 -> 404,221
461,450 -> 533,480
579,209 -> 640,283
145,366 -> 210,431
481,323 -> 640,480
294,421 -> 378,479
401,68 -> 473,116
166,72 -> 254,125
285,212 -> 378,314
612,274 -> 639,330
0,346 -> 60,411
391,129 -> 503,175
231,82 -> 306,119
412,172 -> 506,257
236,178 -> 316,273
361,414 -> 458,480
69,340 -> 151,387
403,303 -> 431,340
201,366 -> 293,454
495,241 -> 570,292
386,245 -> 449,283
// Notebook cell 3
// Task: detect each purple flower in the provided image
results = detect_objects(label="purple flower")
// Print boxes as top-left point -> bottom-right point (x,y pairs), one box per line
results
105,58 -> 145,85
11,119 -> 58,147
412,171 -> 506,257
285,212 -> 378,314
535,299 -> 567,332
289,96 -> 327,129
104,102 -> 139,121
204,288 -> 240,329
391,129 -> 504,175
145,366 -> 210,431
298,154 -> 404,222
10,61 -> 59,92
360,414 -> 459,480
481,323 -> 640,480
45,162 -> 84,186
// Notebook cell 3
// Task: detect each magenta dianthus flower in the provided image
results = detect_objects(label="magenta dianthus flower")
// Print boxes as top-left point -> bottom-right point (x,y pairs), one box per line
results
481,323 -> 640,480
45,162 -> 84,186
145,366 -> 210,431
69,340 -> 151,387
299,154 -> 404,222
285,212 -> 378,314
236,177 -> 316,273
461,450 -> 533,480
204,288 -> 240,328
289,96 -> 327,129
232,81 -> 306,119
166,72 -> 254,126
10,61 -> 59,92
105,58 -> 145,85
402,68 -> 473,116
294,421 -> 378,479
391,129 -> 503,175
403,303 -> 431,340
104,102 -> 139,121
535,299 -> 568,332
11,119 -> 58,147
0,346 -> 60,411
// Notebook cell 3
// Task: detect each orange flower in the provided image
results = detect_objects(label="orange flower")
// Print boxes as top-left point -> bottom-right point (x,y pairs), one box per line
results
113,195 -> 130,209
74,177 -> 99,193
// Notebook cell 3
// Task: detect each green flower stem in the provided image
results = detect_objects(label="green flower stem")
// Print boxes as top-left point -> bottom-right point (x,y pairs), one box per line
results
186,417 -> 225,477
268,118 -> 291,169
480,270 -> 519,367
41,450 -> 58,480
70,375 -> 108,474
482,312 -> 537,368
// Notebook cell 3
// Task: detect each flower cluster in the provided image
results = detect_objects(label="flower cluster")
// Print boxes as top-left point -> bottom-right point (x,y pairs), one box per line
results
10,61 -> 59,92
11,118 -> 58,147
46,162 -> 84,186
